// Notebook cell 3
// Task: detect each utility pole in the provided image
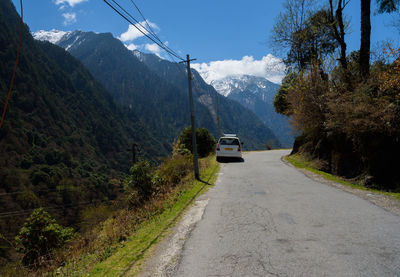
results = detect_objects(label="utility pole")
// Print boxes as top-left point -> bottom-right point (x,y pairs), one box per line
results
128,143 -> 138,165
181,54 -> 199,180
216,91 -> 221,138
132,143 -> 137,165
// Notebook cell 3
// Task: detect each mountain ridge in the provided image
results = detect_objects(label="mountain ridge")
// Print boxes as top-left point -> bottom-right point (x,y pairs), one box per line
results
35,29 -> 281,150
0,0 -> 167,237
211,75 -> 295,147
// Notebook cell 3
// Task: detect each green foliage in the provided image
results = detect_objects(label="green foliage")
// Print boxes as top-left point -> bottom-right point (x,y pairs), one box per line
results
0,0 -> 169,248
124,160 -> 154,206
15,208 -> 74,267
271,1 -> 337,70
274,72 -> 298,115
155,154 -> 193,187
289,9 -> 338,69
178,127 -> 216,158
79,204 -> 114,233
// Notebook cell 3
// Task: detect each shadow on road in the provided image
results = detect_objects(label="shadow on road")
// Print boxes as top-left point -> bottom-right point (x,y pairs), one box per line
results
217,157 -> 245,163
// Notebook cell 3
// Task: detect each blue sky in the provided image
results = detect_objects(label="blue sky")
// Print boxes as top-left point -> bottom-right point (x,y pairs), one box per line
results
11,0 -> 399,83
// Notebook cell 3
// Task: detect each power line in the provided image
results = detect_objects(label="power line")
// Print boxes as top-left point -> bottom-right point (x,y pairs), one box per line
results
0,187 -> 79,197
110,0 -> 184,65
107,0 -> 186,76
103,0 -> 184,61
126,0 -> 184,62
105,0 -> 187,81
0,0 -> 23,129
0,199 -> 115,219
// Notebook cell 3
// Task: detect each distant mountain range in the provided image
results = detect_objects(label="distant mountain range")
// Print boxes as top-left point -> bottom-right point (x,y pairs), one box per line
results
33,29 -> 281,150
211,75 -> 295,147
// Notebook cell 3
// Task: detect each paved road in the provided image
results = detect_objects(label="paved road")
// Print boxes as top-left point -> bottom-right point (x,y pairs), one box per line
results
172,150 -> 400,277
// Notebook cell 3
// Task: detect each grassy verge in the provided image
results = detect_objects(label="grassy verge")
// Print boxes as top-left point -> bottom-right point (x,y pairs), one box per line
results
79,155 -> 219,276
286,153 -> 400,201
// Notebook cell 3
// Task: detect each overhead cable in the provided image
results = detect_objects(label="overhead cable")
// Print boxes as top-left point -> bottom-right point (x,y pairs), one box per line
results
104,0 -> 184,61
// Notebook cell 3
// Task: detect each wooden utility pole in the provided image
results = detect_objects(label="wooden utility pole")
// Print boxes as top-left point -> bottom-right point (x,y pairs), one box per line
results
128,143 -> 138,165
182,54 -> 199,179
132,143 -> 137,165
216,91 -> 221,138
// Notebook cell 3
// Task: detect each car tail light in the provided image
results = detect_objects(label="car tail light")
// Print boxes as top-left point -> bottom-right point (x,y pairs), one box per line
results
238,145 -> 241,152
216,143 -> 220,151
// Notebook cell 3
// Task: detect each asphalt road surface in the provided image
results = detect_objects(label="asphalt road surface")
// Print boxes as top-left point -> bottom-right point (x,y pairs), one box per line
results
172,150 -> 400,277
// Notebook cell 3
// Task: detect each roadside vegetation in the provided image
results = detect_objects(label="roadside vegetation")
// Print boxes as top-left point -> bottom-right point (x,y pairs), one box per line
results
0,128 -> 219,276
286,153 -> 400,201
272,0 -> 400,192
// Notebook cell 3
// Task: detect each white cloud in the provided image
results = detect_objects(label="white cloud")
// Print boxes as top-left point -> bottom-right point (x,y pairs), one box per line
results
62,12 -> 77,25
144,43 -> 162,57
119,21 -> 159,42
125,43 -> 137,51
54,0 -> 87,8
192,54 -> 286,84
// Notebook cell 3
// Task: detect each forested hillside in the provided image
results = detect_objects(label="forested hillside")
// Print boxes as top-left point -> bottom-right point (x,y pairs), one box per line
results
50,31 -> 280,150
0,0 -> 167,243
135,51 -> 281,149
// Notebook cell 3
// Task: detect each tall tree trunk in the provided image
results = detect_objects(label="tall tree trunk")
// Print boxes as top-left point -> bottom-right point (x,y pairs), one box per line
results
336,0 -> 348,70
329,0 -> 348,70
360,0 -> 371,80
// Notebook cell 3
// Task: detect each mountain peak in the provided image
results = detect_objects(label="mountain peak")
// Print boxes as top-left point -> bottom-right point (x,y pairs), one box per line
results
211,74 -> 277,97
32,29 -> 72,44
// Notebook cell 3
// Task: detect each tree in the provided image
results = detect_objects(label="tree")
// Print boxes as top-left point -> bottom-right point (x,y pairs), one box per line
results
273,72 -> 298,115
360,0 -> 371,80
376,0 -> 399,13
271,0 -> 337,71
178,127 -> 216,158
328,0 -> 350,70
15,208 -> 74,267
376,0 -> 400,34
124,159 -> 154,205
271,0 -> 317,70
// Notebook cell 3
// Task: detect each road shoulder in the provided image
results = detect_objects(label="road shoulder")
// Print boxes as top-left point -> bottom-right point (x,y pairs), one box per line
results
282,155 -> 400,216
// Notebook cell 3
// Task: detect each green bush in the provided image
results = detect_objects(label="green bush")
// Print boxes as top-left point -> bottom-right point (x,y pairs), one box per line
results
15,208 -> 74,267
177,127 -> 216,157
124,160 -> 154,206
155,154 -> 193,187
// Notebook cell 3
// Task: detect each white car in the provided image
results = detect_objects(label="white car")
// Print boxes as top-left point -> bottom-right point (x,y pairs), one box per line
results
216,135 -> 243,162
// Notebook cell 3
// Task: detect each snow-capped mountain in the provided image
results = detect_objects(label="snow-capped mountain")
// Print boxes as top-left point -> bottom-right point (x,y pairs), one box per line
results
31,29 -> 281,150
211,75 -> 278,101
33,29 -> 71,44
211,75 -> 295,147
34,30 -> 92,52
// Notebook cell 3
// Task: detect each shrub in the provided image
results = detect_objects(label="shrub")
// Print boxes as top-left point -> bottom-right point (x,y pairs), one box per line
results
79,204 -> 114,233
155,154 -> 193,188
15,208 -> 74,267
124,160 -> 154,206
177,127 -> 216,157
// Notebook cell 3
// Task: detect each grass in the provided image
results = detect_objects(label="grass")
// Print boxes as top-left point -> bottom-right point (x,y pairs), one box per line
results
81,155 -> 219,277
286,153 -> 400,201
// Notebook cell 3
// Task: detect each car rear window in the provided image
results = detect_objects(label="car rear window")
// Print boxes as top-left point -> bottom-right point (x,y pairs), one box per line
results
219,138 -> 239,145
